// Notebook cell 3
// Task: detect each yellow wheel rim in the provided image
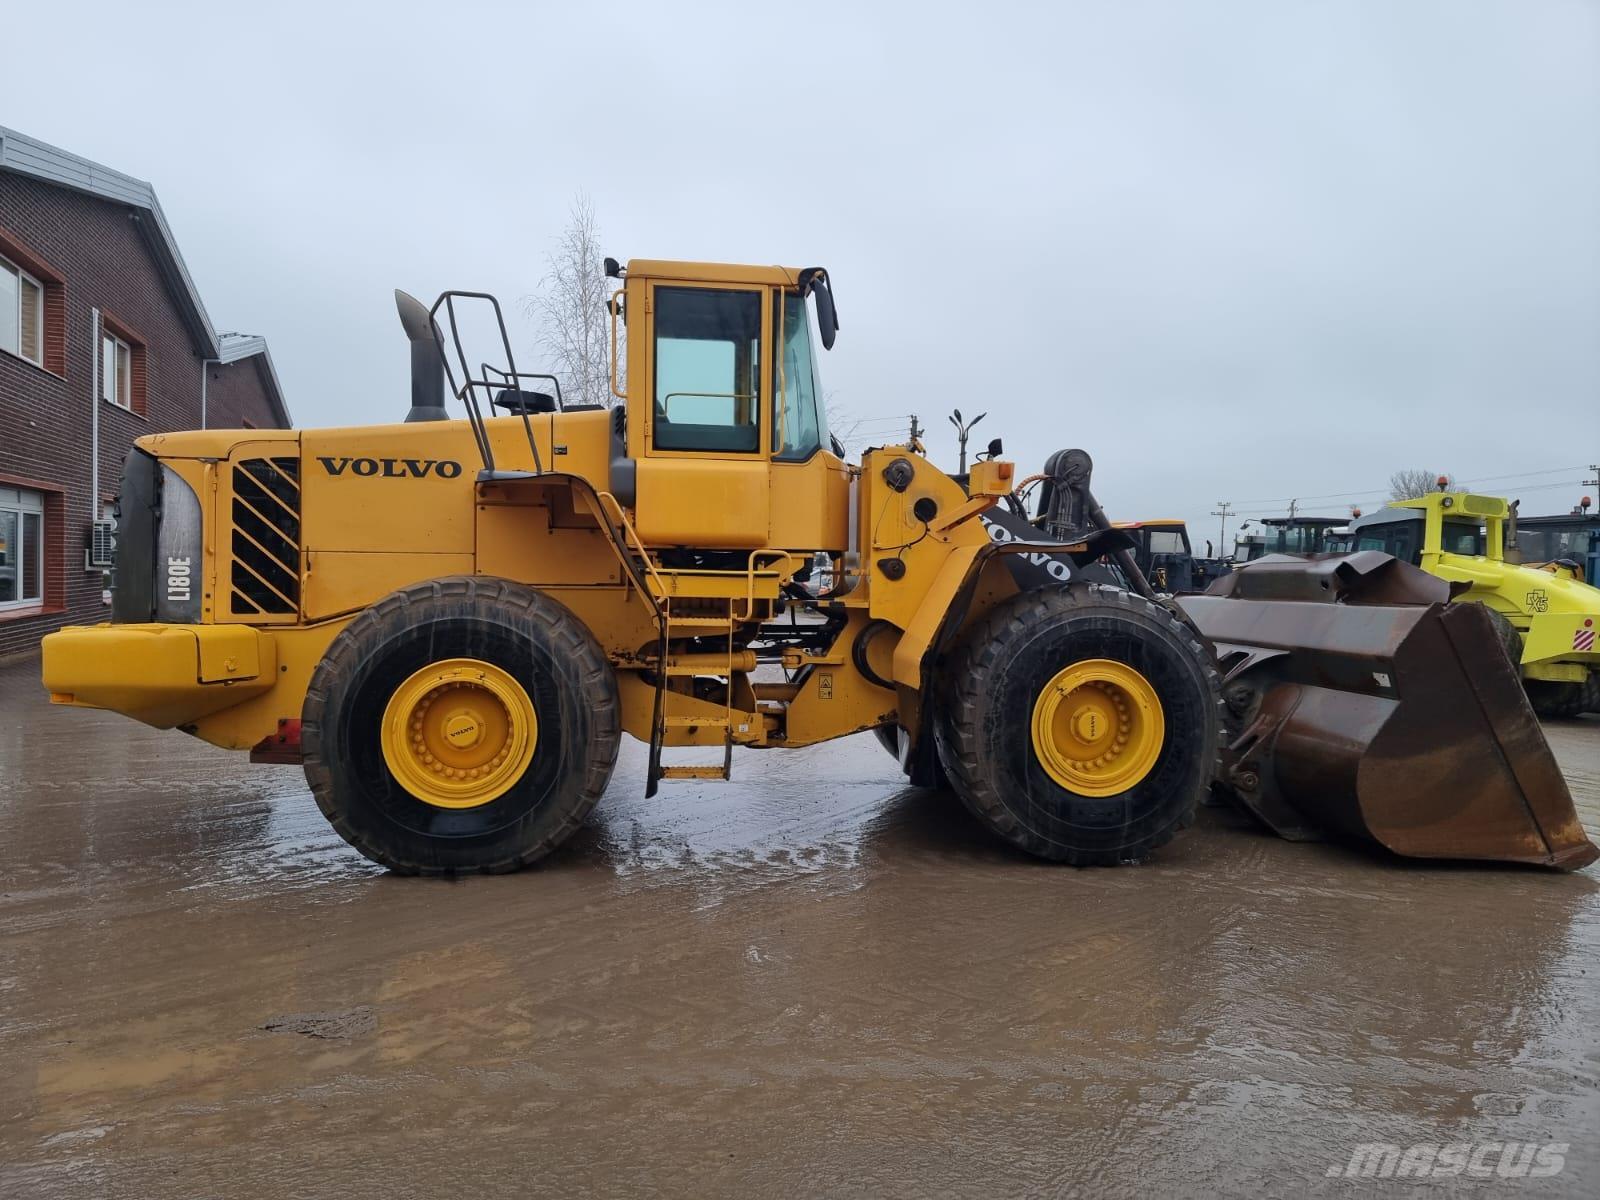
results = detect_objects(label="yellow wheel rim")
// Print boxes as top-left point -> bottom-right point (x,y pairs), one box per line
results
380,658 -> 538,809
1030,658 -> 1164,797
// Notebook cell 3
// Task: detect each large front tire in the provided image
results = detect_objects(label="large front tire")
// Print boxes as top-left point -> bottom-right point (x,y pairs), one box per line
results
935,585 -> 1222,865
302,577 -> 620,874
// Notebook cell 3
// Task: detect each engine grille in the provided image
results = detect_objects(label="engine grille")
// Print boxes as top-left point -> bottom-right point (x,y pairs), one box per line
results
231,457 -> 301,615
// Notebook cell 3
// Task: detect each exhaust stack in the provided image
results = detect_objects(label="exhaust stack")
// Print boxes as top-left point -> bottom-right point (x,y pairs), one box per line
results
395,290 -> 449,423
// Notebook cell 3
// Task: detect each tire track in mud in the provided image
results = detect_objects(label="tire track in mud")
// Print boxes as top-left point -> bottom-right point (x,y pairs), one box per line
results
6,659 -> 1600,1196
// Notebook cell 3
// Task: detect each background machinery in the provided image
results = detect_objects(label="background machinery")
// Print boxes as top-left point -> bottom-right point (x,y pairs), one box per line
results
1235,515 -> 1348,562
1110,519 -> 1231,594
1343,493 -> 1600,716
1513,510 -> 1600,583
39,260 -> 1597,874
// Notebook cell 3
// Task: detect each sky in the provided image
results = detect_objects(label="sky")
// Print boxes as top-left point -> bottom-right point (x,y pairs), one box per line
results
5,0 -> 1598,549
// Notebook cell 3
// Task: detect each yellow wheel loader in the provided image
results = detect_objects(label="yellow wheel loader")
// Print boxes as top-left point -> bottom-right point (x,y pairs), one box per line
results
38,260 -> 1597,873
1338,493 -> 1600,717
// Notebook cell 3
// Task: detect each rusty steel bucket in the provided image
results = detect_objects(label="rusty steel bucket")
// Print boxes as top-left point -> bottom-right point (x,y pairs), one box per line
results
1178,552 -> 1599,870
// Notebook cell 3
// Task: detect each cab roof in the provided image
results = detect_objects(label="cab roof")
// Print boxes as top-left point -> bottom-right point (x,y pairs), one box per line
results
1516,512 -> 1600,527
624,259 -> 804,287
1349,492 -> 1510,532
1391,492 -> 1509,518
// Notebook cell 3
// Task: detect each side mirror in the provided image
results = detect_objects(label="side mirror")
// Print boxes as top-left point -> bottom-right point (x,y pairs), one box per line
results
800,267 -> 839,350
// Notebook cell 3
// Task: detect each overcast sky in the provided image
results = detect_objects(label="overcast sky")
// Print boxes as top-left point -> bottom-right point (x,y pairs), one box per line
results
7,0 -> 1598,547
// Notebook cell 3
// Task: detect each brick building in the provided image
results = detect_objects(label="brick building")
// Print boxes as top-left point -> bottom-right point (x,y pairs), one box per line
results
0,125 -> 290,660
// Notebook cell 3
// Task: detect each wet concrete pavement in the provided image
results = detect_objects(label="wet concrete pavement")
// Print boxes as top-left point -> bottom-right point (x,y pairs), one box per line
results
2,654 -> 1597,1197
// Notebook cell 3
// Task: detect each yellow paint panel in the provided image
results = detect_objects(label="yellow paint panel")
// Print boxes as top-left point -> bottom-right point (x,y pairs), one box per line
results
301,552 -> 476,622
196,624 -> 272,682
41,623 -> 276,729
634,458 -> 769,548
769,455 -> 851,552
299,425 -> 478,555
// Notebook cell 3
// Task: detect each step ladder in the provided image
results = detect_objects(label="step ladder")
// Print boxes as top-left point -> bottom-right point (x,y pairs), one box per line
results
645,600 -> 738,797
585,492 -> 788,798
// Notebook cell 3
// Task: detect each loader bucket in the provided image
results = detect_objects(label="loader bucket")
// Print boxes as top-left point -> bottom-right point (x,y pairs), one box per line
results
1178,552 -> 1599,870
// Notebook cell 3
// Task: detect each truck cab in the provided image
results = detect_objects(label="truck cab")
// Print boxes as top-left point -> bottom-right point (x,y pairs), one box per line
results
1511,512 -> 1600,583
1236,516 -> 1348,562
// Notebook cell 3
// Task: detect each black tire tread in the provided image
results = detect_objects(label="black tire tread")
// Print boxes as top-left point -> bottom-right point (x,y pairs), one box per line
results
936,584 -> 1224,865
301,575 -> 619,874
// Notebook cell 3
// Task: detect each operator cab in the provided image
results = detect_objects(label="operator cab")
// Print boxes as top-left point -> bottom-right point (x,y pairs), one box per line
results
1236,516 -> 1348,561
1344,506 -> 1484,564
1513,512 -> 1600,582
1114,520 -> 1198,594
609,260 -> 850,559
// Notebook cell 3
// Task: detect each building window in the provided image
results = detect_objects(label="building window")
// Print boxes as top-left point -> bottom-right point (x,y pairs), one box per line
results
99,316 -> 147,415
0,486 -> 45,610
1,254 -> 44,367
102,331 -> 131,408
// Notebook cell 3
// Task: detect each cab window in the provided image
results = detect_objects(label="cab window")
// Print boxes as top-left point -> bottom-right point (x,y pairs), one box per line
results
772,290 -> 827,461
1358,525 -> 1417,562
1279,527 -> 1316,553
653,287 -> 762,453
1441,519 -> 1483,556
1147,530 -> 1186,555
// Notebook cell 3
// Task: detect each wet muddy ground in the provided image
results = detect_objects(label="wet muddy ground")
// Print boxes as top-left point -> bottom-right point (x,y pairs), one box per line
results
2,654 -> 1597,1197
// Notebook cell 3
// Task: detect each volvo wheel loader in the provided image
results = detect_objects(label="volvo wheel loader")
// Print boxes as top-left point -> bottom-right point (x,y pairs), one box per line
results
39,260 -> 1598,874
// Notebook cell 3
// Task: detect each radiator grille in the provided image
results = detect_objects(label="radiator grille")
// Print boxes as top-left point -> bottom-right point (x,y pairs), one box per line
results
231,457 -> 301,615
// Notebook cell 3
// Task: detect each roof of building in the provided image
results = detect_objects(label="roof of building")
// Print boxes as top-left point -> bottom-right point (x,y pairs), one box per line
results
0,124 -> 290,426
216,334 -> 291,428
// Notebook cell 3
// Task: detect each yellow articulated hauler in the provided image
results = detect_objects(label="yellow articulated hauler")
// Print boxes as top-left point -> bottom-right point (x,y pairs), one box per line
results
41,260 -> 1597,873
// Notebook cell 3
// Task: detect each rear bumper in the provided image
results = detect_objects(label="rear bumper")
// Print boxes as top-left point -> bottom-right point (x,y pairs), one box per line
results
1521,615 -> 1600,681
42,623 -> 277,729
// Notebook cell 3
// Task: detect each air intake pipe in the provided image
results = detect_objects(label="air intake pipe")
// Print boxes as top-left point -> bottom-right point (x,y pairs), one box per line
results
395,289 -> 450,422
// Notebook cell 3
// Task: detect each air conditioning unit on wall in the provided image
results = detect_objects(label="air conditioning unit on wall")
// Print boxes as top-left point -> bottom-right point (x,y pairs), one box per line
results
86,519 -> 116,569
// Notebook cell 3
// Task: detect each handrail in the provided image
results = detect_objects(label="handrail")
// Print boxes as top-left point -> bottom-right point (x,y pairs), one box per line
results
594,490 -> 669,610
592,489 -> 795,629
737,549 -> 797,621
428,289 -> 546,476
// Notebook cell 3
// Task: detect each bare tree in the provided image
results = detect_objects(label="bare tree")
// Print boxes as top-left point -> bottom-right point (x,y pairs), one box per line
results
523,193 -> 616,407
824,392 -> 861,453
1389,469 -> 1456,500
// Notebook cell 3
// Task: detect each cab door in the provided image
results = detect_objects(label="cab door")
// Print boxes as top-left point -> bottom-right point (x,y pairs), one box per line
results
767,286 -> 849,556
632,281 -> 771,549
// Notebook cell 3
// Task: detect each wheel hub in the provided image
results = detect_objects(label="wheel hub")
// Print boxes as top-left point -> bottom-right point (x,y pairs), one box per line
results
442,709 -> 484,750
381,658 -> 538,809
1031,659 -> 1165,797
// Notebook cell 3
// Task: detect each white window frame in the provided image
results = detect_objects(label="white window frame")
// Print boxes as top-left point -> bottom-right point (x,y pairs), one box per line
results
1,254 -> 45,368
0,486 -> 46,612
102,329 -> 132,410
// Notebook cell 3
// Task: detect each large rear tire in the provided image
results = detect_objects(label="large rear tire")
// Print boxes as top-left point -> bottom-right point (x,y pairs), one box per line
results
1529,680 -> 1586,719
1582,671 -> 1600,716
935,584 -> 1222,864
302,576 -> 620,874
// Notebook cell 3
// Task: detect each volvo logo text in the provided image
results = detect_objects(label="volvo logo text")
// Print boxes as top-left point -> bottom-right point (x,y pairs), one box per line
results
316,456 -> 462,479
